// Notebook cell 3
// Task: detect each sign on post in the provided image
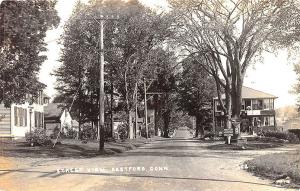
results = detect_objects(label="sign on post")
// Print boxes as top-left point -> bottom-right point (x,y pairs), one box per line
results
231,120 -> 241,135
223,128 -> 234,136
223,128 -> 233,144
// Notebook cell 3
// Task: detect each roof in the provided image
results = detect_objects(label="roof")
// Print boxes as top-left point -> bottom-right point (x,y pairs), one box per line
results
43,93 -> 50,99
44,103 -> 65,119
215,86 -> 278,99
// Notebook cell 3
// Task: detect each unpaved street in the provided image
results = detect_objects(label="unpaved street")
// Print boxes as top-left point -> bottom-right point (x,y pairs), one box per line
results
0,127 -> 297,191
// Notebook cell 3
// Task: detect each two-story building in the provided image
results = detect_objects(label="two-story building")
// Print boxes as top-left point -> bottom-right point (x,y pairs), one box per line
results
213,86 -> 277,134
0,91 -> 50,139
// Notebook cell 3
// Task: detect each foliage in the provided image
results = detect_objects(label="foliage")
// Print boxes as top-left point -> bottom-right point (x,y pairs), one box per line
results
0,0 -> 59,106
171,0 -> 300,127
54,0 -> 174,141
260,131 -> 299,143
288,129 -> 300,140
117,123 -> 128,140
140,123 -> 155,138
50,125 -> 60,139
79,125 -> 97,140
66,128 -> 78,139
145,49 -> 179,137
25,129 -> 52,146
177,57 -> 216,137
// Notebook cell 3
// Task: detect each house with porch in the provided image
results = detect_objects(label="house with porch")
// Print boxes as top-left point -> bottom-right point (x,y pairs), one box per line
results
0,90 -> 50,139
213,86 -> 277,135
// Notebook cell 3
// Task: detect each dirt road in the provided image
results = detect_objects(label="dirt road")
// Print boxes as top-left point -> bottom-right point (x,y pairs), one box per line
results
0,127 -> 297,191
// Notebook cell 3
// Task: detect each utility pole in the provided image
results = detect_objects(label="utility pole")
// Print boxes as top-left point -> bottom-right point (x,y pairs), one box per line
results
95,14 -> 119,152
135,82 -> 138,138
144,78 -> 148,139
98,19 -> 105,151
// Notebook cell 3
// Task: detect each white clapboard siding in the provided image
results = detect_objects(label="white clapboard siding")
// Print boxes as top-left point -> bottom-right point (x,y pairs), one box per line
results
0,104 -> 11,135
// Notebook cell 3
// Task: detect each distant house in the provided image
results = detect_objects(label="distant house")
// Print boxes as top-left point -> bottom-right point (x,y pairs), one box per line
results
0,90 -> 49,138
44,103 -> 78,135
213,86 -> 277,134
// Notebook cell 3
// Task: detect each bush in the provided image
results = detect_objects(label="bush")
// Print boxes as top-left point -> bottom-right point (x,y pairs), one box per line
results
25,129 -> 52,146
288,129 -> 300,139
260,131 -> 300,143
140,126 -> 155,138
80,125 -> 97,140
117,123 -> 128,140
65,128 -> 78,139
50,126 -> 60,139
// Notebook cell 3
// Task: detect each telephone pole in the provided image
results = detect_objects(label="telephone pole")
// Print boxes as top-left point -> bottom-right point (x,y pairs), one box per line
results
98,19 -> 105,151
95,15 -> 119,152
143,78 -> 148,139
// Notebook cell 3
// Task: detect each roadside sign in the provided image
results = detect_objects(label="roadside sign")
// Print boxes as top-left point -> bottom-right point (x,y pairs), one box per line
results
223,128 -> 234,136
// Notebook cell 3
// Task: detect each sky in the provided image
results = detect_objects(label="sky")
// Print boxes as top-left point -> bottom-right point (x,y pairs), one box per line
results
39,0 -> 299,109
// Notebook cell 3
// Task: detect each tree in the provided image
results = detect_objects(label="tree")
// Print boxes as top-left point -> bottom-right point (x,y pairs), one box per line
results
171,0 -> 300,131
105,0 -> 173,139
0,0 -> 59,106
146,48 -> 178,137
293,63 -> 300,113
177,57 -> 216,137
55,0 -> 173,150
54,1 -> 97,138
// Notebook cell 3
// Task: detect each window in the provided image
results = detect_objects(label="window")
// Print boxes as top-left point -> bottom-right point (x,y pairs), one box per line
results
264,117 -> 269,126
245,100 -> 251,110
270,99 -> 274,110
263,99 -> 269,109
270,116 -> 275,126
215,101 -> 222,111
263,116 -> 275,126
252,99 -> 263,110
34,111 -> 43,128
14,107 -> 18,126
14,107 -> 27,127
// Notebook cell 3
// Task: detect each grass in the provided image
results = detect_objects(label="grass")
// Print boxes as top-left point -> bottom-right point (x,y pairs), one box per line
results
245,148 -> 300,187
0,137 -> 155,159
206,140 -> 283,150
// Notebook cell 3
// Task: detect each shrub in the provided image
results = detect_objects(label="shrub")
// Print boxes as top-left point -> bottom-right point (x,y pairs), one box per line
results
117,123 -> 128,140
65,128 -> 78,139
140,126 -> 155,138
50,126 -> 61,139
80,125 -> 97,140
288,129 -> 300,139
25,129 -> 52,146
260,131 -> 299,143
203,132 -> 215,139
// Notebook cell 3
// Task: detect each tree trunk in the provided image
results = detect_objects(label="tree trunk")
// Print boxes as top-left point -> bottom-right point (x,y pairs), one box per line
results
163,114 -> 170,138
78,111 -> 82,140
128,111 -> 133,139
154,94 -> 159,136
195,115 -> 205,138
110,82 -> 114,137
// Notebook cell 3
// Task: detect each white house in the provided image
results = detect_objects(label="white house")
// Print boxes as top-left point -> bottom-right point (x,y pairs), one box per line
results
0,91 -> 50,139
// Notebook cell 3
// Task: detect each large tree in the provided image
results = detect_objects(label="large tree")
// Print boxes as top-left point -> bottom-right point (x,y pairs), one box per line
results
0,0 -> 59,106
55,0 -> 173,147
177,58 -> 216,137
171,0 -> 300,130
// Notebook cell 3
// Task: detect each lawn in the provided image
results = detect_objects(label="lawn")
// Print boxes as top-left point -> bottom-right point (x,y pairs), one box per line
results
0,137 -> 154,159
245,147 -> 300,187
